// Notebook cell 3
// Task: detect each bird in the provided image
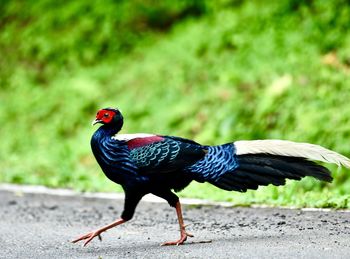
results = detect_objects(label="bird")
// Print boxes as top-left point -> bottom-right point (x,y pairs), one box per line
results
72,107 -> 350,247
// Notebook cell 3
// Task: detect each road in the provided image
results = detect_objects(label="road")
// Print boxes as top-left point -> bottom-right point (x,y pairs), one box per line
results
0,187 -> 349,259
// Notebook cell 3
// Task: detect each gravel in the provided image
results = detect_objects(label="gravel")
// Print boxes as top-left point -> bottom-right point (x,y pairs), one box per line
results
1,188 -> 350,259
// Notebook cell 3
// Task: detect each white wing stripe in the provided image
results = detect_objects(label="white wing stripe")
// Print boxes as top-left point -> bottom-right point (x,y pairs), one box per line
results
112,133 -> 156,141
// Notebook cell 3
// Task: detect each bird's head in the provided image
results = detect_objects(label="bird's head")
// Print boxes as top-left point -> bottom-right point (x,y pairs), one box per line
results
92,108 -> 124,132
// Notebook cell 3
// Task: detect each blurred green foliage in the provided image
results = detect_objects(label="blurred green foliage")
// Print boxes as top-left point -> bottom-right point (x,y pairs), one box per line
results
1,0 -> 350,208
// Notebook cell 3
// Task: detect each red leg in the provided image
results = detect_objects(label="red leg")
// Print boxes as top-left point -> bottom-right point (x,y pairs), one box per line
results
161,201 -> 193,246
72,218 -> 126,247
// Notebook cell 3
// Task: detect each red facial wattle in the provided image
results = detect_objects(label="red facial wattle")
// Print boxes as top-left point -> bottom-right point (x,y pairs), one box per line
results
94,109 -> 116,125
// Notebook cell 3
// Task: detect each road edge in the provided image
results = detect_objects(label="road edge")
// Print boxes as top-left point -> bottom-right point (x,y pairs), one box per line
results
1,183 -> 349,213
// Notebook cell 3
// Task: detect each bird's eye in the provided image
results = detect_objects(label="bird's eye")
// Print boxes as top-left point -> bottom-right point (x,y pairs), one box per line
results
104,113 -> 109,117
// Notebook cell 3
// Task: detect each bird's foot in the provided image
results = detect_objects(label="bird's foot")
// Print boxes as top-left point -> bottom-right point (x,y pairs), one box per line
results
72,218 -> 126,247
161,230 -> 194,246
71,230 -> 103,247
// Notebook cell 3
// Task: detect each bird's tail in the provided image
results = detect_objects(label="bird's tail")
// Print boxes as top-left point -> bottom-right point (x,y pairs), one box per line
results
211,140 -> 350,192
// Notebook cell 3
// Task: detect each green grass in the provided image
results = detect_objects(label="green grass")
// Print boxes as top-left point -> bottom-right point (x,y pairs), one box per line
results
1,0 -> 350,208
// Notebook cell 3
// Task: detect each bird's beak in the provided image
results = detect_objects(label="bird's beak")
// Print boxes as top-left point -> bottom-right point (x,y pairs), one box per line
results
92,119 -> 102,126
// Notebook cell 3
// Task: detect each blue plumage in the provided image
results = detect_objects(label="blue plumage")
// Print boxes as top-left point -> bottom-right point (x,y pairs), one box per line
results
73,107 -> 337,247
186,143 -> 238,182
91,126 -> 149,187
90,109 -> 333,197
130,139 -> 179,169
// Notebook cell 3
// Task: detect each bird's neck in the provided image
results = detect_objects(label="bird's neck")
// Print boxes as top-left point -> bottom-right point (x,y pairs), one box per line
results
97,124 -> 121,137
91,125 -> 121,153
90,124 -> 132,186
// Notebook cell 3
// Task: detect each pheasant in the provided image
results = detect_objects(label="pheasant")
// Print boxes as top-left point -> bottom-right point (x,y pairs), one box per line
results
72,107 -> 350,246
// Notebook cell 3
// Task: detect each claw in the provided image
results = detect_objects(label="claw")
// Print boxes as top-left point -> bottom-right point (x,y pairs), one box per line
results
161,231 -> 193,246
71,218 -> 125,247
71,230 -> 102,247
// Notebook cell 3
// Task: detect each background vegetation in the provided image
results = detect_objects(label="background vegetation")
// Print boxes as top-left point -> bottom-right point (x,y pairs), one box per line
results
1,0 -> 350,208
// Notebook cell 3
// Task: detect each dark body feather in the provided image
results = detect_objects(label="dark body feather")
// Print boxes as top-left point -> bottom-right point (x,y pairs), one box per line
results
73,108 -> 346,247
91,115 -> 333,221
91,125 -> 210,219
91,128 -> 207,189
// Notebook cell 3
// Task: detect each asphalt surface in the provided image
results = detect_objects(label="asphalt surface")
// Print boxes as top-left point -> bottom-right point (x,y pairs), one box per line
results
1,188 -> 350,259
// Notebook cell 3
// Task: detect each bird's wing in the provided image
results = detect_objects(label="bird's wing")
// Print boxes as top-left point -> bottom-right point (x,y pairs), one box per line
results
121,135 -> 207,174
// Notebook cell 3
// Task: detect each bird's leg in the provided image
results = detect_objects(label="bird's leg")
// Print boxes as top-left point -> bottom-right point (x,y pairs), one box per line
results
71,218 -> 126,247
161,201 -> 193,246
72,190 -> 144,247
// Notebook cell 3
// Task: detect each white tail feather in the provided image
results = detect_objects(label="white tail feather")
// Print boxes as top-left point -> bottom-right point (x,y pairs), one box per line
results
234,140 -> 350,168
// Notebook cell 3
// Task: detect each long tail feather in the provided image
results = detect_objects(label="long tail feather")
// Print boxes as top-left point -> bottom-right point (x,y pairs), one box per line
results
210,140 -> 349,192
234,140 -> 350,168
212,155 -> 333,192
